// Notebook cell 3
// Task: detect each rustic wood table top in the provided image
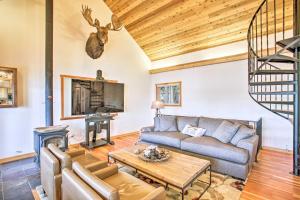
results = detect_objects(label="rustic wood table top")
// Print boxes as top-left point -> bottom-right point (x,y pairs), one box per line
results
108,143 -> 210,189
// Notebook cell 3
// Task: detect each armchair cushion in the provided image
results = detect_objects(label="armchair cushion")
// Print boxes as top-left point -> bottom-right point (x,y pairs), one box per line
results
103,171 -> 157,200
93,165 -> 119,180
85,161 -> 108,172
73,162 -> 119,200
67,149 -> 85,158
72,153 -> 100,166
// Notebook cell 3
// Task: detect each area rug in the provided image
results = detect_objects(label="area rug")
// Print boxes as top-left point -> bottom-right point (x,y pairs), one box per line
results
120,166 -> 245,200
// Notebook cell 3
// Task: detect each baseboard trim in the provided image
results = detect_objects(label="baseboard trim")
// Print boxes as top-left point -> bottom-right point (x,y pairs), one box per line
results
0,152 -> 36,164
262,146 -> 292,154
111,131 -> 139,139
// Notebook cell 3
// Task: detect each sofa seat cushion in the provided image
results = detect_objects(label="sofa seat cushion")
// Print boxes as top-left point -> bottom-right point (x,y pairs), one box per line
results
104,171 -> 155,200
181,136 -> 249,164
140,131 -> 190,148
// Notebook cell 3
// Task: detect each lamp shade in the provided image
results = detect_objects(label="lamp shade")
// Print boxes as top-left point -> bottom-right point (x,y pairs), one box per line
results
151,101 -> 164,109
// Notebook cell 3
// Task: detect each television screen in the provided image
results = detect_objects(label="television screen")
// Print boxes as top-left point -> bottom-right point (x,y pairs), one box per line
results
71,80 -> 124,115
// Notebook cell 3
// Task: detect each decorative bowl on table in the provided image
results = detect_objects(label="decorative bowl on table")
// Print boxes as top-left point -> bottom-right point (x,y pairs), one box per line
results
137,145 -> 170,162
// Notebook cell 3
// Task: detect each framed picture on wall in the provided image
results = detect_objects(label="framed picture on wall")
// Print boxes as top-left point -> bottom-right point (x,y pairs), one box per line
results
0,66 -> 17,108
156,81 -> 181,107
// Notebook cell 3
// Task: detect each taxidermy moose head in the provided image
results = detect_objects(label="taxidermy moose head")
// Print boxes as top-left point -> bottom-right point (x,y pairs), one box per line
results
81,5 -> 123,59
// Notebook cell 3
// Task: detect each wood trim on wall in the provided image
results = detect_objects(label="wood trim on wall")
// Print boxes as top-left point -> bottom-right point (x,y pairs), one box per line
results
149,47 -> 277,74
149,53 -> 248,74
0,152 -> 36,164
262,146 -> 293,154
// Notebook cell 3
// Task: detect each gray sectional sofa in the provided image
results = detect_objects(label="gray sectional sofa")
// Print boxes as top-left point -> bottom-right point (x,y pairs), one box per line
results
139,115 -> 262,180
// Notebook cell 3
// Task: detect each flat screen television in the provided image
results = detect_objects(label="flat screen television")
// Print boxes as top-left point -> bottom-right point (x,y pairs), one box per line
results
71,80 -> 124,115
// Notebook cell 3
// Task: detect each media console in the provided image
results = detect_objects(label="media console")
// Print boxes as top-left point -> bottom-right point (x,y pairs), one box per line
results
80,113 -> 115,149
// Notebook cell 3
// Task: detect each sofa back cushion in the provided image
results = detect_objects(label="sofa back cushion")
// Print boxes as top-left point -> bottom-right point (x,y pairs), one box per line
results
230,125 -> 256,146
212,120 -> 240,143
154,115 -> 178,132
198,117 -> 224,136
177,116 -> 199,131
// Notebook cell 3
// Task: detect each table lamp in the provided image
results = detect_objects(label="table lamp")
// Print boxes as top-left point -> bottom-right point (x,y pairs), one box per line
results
151,101 -> 164,117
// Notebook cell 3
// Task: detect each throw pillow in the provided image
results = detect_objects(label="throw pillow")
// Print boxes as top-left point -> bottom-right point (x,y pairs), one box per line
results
230,125 -> 255,145
154,115 -> 178,132
181,124 -> 206,137
177,116 -> 199,132
212,120 -> 240,143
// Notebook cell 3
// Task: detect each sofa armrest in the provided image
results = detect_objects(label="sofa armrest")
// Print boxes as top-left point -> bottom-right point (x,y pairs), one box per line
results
141,187 -> 165,200
141,126 -> 154,133
93,165 -> 119,179
85,161 -> 108,172
236,135 -> 259,165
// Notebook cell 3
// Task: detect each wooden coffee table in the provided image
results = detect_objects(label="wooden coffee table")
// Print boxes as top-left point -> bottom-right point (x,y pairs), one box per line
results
108,144 -> 211,200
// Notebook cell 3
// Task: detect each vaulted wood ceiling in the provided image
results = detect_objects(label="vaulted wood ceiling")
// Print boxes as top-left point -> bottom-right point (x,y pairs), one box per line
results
104,0 -> 293,61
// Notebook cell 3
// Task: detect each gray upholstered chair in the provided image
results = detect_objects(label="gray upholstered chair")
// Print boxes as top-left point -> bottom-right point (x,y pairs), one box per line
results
62,161 -> 166,200
40,144 -> 107,200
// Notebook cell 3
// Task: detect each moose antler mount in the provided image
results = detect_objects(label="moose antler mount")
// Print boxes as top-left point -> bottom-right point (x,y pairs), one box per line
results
81,5 -> 123,59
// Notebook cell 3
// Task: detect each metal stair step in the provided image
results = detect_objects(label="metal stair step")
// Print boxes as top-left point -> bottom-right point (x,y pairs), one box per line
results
251,91 -> 295,95
249,70 -> 297,75
249,81 -> 296,86
276,35 -> 300,52
257,55 -> 299,63
272,109 -> 294,115
260,101 -> 294,105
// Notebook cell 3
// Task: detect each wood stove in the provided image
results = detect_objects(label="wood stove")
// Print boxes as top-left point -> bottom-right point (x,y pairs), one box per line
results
33,126 -> 69,164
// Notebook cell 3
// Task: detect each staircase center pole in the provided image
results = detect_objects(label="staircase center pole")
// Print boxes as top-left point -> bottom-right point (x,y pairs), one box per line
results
293,0 -> 300,176
45,0 -> 54,126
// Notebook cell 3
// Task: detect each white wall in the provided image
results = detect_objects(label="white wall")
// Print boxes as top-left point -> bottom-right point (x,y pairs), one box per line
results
0,0 -> 152,158
151,60 -> 293,150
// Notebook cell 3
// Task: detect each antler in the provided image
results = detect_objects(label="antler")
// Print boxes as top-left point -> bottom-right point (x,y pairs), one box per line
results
81,5 -> 99,28
107,14 -> 123,31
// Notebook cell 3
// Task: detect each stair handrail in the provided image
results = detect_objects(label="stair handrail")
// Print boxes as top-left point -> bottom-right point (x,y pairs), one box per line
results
247,0 -> 267,59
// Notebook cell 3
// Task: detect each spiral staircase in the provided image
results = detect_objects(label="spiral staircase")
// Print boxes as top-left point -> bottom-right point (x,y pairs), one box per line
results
248,0 -> 300,175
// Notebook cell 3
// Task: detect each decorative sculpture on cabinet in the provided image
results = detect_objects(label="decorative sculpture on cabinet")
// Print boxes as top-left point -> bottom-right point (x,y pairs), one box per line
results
81,5 -> 123,59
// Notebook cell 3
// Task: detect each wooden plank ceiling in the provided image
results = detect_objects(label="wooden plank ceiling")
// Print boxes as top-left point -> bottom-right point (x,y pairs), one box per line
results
104,0 -> 293,61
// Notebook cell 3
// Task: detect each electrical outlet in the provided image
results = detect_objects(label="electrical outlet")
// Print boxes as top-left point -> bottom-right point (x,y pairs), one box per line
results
16,150 -> 23,154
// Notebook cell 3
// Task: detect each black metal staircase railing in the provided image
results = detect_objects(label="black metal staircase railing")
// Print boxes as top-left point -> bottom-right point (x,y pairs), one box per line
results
248,0 -> 300,175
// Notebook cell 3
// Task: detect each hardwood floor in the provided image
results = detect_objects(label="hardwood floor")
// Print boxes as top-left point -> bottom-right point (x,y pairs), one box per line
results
72,133 -> 300,200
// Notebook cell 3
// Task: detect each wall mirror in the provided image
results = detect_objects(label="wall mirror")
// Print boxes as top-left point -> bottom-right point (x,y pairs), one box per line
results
156,81 -> 181,107
60,75 -> 120,120
0,67 -> 17,108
